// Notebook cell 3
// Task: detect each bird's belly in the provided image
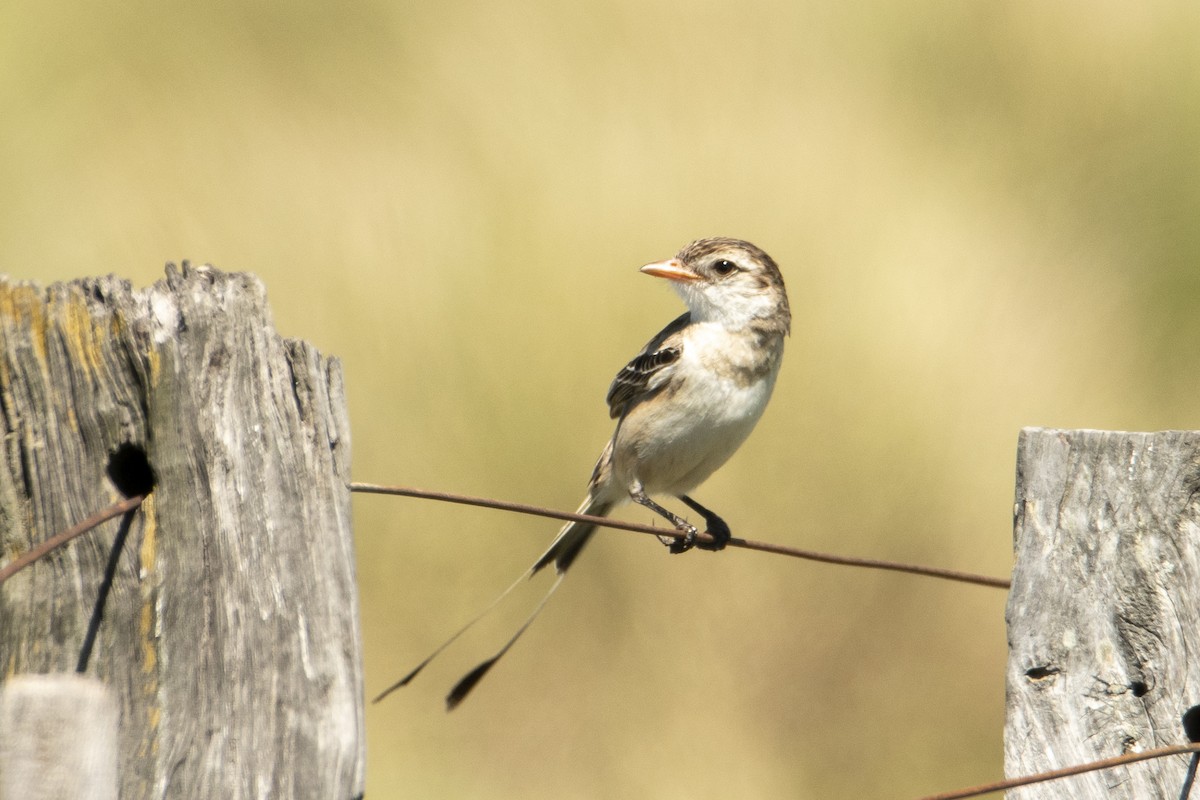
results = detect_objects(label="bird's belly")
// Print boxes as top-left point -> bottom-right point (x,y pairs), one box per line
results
613,369 -> 775,496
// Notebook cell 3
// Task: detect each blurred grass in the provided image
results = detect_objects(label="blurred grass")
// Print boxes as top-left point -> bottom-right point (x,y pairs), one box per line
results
4,1 -> 1200,797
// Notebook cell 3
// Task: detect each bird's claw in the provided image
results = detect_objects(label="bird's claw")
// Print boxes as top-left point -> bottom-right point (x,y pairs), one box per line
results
674,495 -> 732,552
663,516 -> 732,554
667,525 -> 698,554
694,517 -> 731,551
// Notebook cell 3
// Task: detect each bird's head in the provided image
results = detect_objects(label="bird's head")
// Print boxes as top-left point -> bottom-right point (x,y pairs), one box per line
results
640,237 -> 791,335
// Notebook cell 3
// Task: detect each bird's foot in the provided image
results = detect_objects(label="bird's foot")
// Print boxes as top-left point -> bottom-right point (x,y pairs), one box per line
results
696,515 -> 731,551
630,485 -> 701,554
630,486 -> 729,554
667,523 -> 699,554
678,495 -> 731,552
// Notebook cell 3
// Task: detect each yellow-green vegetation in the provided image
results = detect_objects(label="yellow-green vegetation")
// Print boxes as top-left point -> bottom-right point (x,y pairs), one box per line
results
4,2 -> 1199,796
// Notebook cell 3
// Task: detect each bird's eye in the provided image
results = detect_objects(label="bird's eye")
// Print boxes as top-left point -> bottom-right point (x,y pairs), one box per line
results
712,259 -> 738,276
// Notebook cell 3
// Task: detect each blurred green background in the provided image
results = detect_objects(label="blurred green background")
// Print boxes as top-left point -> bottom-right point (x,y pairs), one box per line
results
4,1 -> 1200,797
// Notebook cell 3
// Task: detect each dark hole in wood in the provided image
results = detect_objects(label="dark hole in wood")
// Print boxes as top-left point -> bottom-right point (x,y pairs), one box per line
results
1025,666 -> 1059,681
106,442 -> 156,498
1183,705 -> 1200,743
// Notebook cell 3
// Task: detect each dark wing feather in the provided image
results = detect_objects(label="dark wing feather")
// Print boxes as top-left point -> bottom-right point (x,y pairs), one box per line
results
605,312 -> 690,418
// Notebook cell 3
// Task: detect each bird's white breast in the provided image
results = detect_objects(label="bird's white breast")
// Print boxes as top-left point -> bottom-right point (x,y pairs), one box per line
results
612,322 -> 782,497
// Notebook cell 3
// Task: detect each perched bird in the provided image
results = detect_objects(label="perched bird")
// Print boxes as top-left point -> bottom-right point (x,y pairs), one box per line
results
375,237 -> 791,709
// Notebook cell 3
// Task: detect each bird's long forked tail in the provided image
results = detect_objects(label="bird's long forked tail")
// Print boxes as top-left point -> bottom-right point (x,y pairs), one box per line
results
372,496 -> 612,709
445,570 -> 566,710
371,566 -> 533,704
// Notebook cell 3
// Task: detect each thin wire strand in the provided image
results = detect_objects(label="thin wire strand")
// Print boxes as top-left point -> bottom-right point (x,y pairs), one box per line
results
918,742 -> 1200,800
349,482 -> 1010,589
0,494 -> 146,587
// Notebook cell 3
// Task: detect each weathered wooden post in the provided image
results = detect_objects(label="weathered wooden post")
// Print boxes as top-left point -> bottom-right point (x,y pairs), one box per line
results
1007,427 -> 1200,798
0,265 -> 364,799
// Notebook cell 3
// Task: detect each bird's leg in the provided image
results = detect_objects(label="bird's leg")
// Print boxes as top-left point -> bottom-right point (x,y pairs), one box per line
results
628,484 -> 699,553
677,495 -> 731,551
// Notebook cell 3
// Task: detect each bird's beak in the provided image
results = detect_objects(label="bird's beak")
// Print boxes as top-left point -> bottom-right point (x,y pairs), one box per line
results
640,258 -> 701,283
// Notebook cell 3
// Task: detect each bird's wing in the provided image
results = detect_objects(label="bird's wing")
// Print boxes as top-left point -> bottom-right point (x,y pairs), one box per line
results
605,312 -> 691,419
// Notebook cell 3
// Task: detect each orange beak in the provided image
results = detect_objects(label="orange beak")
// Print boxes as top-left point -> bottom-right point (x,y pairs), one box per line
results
639,258 -> 701,283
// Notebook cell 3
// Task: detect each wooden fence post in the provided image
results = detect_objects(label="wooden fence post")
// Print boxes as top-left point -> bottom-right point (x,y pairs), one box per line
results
0,265 -> 364,799
1007,427 -> 1200,798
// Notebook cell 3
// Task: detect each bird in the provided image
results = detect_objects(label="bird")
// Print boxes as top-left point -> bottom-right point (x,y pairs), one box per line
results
374,237 -> 791,709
